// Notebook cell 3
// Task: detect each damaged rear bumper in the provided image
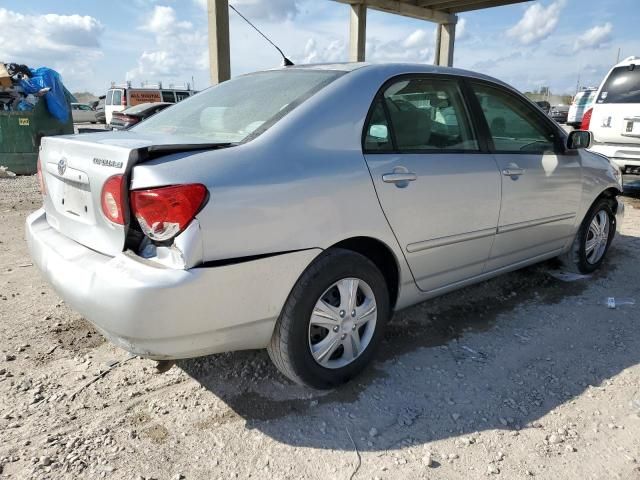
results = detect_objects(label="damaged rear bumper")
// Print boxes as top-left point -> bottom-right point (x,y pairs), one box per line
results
26,209 -> 321,359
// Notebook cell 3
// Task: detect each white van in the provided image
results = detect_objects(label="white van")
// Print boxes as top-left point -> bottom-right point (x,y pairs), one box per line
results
586,56 -> 640,173
104,85 -> 196,124
567,88 -> 597,128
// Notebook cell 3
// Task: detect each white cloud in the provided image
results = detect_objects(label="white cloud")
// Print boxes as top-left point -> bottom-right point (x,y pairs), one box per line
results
403,29 -> 428,49
370,28 -> 433,63
194,0 -> 300,22
506,0 -> 565,45
127,5 -> 207,82
143,5 -> 192,34
456,18 -> 467,40
299,27 -> 435,66
573,22 -> 612,52
301,38 -> 346,64
0,8 -> 104,65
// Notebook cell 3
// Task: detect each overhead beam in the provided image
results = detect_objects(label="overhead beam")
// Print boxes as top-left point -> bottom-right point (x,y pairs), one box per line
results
335,0 -> 456,24
448,0 -> 528,13
349,3 -> 367,62
207,0 -> 231,84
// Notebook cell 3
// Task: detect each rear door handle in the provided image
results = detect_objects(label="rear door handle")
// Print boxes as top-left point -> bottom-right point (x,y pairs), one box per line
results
502,167 -> 524,176
382,173 -> 417,183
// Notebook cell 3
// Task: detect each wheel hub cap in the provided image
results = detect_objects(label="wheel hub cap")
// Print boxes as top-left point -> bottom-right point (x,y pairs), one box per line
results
585,209 -> 610,265
308,277 -> 377,369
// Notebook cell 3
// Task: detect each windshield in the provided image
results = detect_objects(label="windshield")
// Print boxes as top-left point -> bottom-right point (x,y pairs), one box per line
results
597,66 -> 640,104
132,70 -> 344,143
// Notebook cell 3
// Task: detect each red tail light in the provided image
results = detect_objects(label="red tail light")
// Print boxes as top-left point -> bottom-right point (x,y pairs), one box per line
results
130,184 -> 207,242
37,155 -> 46,196
101,174 -> 126,225
581,107 -> 593,130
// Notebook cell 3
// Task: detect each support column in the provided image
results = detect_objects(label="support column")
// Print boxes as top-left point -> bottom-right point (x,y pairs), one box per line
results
349,3 -> 367,62
208,0 -> 231,84
434,20 -> 456,67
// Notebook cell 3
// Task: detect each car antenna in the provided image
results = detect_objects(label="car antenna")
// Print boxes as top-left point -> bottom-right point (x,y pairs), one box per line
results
229,4 -> 294,67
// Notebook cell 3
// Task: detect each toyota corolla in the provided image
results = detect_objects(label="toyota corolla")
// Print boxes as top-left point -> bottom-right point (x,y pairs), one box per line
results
27,63 -> 624,388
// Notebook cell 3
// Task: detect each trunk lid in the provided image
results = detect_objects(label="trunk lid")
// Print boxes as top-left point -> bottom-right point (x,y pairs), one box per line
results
40,134 -> 152,256
40,131 -> 227,256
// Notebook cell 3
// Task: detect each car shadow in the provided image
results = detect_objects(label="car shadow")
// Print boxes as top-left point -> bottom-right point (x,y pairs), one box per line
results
178,234 -> 640,452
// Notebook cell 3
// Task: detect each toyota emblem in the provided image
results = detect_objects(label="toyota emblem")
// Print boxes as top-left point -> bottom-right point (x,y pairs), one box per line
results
57,158 -> 67,176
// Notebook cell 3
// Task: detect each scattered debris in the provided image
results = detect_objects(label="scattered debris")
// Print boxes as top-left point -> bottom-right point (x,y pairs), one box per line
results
0,166 -> 17,178
155,360 -> 175,374
604,297 -> 635,309
70,354 -> 136,400
548,270 -> 591,282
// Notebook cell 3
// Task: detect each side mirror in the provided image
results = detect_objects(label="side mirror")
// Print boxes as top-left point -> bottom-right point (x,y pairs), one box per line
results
567,130 -> 592,150
369,124 -> 389,140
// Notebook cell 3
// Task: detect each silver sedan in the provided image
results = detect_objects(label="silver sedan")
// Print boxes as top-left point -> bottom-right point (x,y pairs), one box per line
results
27,63 -> 624,388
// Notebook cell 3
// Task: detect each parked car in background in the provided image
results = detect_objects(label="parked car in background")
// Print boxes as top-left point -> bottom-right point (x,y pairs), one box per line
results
549,104 -> 569,123
109,102 -> 172,130
71,103 -> 98,124
585,56 -> 640,174
567,88 -> 597,128
95,95 -> 106,124
105,85 -> 195,124
27,64 -> 623,389
535,100 -> 551,114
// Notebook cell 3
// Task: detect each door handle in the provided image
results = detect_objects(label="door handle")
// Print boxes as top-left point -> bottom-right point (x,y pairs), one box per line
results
382,172 -> 417,183
502,167 -> 524,176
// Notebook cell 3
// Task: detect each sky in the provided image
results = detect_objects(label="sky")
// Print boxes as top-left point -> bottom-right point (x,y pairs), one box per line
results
0,0 -> 638,96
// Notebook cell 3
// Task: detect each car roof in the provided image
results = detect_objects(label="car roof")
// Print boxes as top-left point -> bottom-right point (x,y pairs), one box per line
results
613,55 -> 639,67
273,62 -> 514,90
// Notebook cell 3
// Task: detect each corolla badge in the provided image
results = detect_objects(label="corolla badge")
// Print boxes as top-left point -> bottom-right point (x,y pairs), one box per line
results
57,157 -> 67,176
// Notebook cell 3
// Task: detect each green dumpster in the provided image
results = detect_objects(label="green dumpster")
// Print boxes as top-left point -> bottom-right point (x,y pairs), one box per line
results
0,95 -> 74,175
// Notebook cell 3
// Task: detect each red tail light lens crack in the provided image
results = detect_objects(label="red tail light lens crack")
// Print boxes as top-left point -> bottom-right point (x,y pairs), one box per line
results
130,184 -> 207,242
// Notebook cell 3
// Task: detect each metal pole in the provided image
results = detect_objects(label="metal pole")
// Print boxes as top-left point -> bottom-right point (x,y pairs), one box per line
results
208,0 -> 231,84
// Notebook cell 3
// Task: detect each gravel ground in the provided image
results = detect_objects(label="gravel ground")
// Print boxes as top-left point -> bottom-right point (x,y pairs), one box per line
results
2,175 -> 640,480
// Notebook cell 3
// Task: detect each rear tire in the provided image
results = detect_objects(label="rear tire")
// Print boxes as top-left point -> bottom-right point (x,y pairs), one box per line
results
267,249 -> 390,389
560,197 -> 616,274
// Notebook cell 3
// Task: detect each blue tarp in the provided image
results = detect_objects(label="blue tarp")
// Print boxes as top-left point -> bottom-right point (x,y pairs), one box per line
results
19,67 -> 70,122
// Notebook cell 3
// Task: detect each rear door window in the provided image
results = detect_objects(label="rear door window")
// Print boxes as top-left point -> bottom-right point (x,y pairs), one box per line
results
106,90 -> 114,106
377,77 -> 478,152
597,66 -> 640,104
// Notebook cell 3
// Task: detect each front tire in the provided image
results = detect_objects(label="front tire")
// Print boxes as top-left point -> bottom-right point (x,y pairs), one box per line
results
560,197 -> 616,274
268,249 -> 390,389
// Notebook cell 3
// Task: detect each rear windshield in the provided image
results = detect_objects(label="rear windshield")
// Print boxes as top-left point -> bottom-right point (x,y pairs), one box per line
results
574,91 -> 596,106
133,70 -> 344,143
597,66 -> 640,104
